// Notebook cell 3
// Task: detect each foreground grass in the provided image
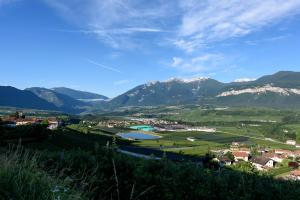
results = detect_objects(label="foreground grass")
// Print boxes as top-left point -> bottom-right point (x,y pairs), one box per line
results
3,125 -> 300,199
3,142 -> 300,200
0,146 -> 84,200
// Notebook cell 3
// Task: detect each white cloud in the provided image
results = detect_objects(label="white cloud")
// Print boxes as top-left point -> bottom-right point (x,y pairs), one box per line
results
44,0 -> 300,51
170,53 -> 223,73
44,0 -> 175,48
234,78 -> 257,83
171,57 -> 183,67
245,34 -> 290,45
176,0 -> 300,52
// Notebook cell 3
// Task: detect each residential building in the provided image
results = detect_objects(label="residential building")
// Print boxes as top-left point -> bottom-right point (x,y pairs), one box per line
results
250,156 -> 274,170
16,118 -> 37,126
290,170 -> 300,180
238,148 -> 250,154
286,140 -> 296,145
264,152 -> 287,163
232,151 -> 249,161
274,149 -> 294,157
214,156 -> 233,167
187,137 -> 196,142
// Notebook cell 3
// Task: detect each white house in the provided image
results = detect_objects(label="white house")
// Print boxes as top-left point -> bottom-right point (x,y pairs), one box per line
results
250,156 -> 274,170
213,156 -> 233,167
286,140 -> 296,145
187,137 -> 196,142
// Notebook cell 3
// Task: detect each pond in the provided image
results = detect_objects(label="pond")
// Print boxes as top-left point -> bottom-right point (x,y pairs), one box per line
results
118,132 -> 161,140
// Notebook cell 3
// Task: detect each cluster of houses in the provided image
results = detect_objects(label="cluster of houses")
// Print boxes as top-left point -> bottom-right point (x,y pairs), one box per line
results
214,142 -> 300,172
98,117 -> 216,133
0,112 -> 61,130
155,124 -> 216,132
98,118 -> 176,128
98,120 -> 137,128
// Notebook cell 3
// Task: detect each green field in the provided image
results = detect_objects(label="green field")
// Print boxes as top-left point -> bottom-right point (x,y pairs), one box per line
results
164,107 -> 285,123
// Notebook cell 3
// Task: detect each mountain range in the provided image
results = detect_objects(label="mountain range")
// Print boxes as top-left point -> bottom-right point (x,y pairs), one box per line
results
1,71 -> 300,113
108,71 -> 300,109
0,87 -> 108,113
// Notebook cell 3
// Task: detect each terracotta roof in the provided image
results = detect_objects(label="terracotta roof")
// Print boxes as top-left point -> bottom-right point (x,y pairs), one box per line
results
264,152 -> 287,159
291,170 -> 300,176
232,151 -> 249,158
294,150 -> 300,156
16,118 -> 36,123
239,148 -> 250,152
274,149 -> 293,155
219,156 -> 232,162
250,156 -> 271,166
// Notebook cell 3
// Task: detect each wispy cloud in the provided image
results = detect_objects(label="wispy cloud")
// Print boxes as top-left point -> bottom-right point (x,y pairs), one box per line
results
44,0 -> 175,49
175,0 -> 300,52
170,53 -> 224,73
87,59 -> 121,73
245,34 -> 290,46
45,0 -> 300,52
44,0 -> 300,77
234,78 -> 257,83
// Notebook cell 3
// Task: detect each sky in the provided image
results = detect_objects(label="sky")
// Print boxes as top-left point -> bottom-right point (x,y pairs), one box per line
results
0,0 -> 300,98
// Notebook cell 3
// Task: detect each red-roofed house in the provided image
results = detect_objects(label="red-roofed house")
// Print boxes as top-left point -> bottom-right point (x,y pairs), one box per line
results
290,170 -> 300,180
263,152 -> 287,163
274,149 -> 294,157
232,151 -> 249,161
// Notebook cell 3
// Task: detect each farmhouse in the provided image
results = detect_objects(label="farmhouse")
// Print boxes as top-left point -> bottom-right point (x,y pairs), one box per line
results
16,118 -> 37,126
232,151 -> 249,161
286,140 -> 296,145
274,149 -> 294,157
47,118 -> 61,130
238,148 -> 250,154
250,156 -> 274,170
214,156 -> 233,167
264,152 -> 287,163
290,170 -> 300,180
293,150 -> 300,157
187,137 -> 196,142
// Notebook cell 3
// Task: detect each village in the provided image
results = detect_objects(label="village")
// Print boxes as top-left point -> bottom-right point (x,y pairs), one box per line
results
0,111 -> 62,130
98,117 -> 216,132
212,141 -> 300,180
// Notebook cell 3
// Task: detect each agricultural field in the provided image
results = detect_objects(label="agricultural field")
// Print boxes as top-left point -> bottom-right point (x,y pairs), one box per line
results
163,107 -> 286,123
67,107 -> 300,157
129,130 -> 296,156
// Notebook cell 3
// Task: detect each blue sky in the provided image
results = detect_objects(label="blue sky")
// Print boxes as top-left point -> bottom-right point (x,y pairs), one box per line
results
0,0 -> 300,97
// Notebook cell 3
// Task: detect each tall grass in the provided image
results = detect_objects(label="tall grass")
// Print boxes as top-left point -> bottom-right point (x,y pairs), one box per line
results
0,145 -> 84,200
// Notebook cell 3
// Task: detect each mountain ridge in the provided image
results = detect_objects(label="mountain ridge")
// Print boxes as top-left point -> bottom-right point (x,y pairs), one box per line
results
52,87 -> 108,101
1,71 -> 300,113
106,71 -> 300,108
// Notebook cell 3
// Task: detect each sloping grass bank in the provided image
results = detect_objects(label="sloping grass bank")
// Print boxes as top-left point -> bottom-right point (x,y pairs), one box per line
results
2,144 -> 300,200
0,146 -> 84,200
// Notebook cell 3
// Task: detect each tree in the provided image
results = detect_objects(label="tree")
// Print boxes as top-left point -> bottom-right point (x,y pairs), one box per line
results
224,151 -> 234,161
41,119 -> 49,126
232,161 -> 256,173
